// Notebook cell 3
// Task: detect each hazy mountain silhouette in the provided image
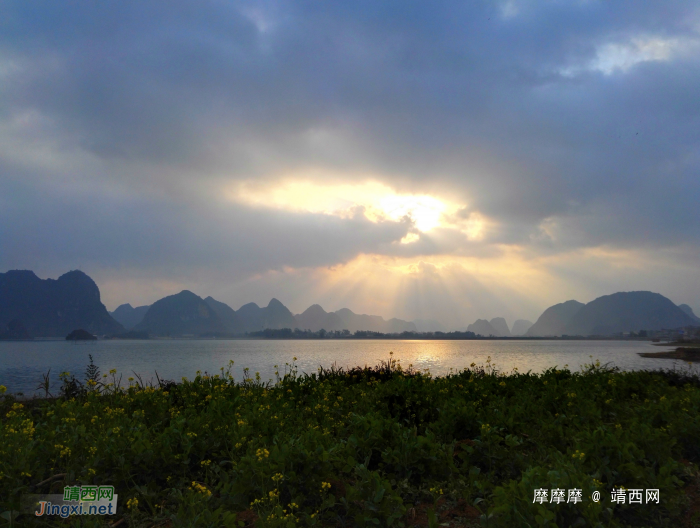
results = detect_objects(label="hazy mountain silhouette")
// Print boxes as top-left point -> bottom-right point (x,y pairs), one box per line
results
0,270 -> 124,337
265,298 -> 298,329
229,299 -> 297,332
489,317 -> 511,337
333,307 -> 387,332
295,305 -> 345,332
678,304 -> 700,324
235,302 -> 264,331
467,319 -> 498,336
203,298 -> 417,333
511,319 -> 533,336
134,290 -> 225,335
117,286 -> 419,335
526,300 -> 584,337
334,308 -> 417,333
204,296 -> 240,330
289,305 -> 417,333
110,303 -> 150,329
142,291 -> 292,335
564,292 -> 694,336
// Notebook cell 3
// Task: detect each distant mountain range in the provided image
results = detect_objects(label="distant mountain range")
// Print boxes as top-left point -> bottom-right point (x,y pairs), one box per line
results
115,291 -> 418,336
459,292 -> 698,338
525,292 -> 695,336
0,270 -> 124,337
525,300 -> 585,337
2,269 -> 698,338
110,303 -> 150,330
333,307 -> 417,333
465,317 -> 533,337
467,319 -> 498,336
133,290 -> 227,335
113,290 -> 700,338
0,270 -> 420,337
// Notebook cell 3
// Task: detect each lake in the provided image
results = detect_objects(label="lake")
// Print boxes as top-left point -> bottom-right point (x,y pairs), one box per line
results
0,338 -> 688,396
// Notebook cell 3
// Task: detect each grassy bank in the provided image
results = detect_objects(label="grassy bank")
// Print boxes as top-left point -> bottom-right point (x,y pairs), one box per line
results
1,357 -> 699,527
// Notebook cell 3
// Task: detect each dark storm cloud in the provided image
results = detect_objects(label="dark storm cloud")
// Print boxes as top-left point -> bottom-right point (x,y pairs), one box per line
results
1,0 -> 699,292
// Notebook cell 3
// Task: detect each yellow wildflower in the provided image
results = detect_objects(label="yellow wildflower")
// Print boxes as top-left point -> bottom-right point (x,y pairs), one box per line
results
190,481 -> 212,497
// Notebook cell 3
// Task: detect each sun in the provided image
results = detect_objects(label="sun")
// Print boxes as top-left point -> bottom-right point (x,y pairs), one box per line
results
227,175 -> 489,242
374,194 -> 446,232
231,178 -> 455,231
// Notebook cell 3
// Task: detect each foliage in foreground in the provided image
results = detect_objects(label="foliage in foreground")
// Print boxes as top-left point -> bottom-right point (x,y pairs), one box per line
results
1,356 -> 699,527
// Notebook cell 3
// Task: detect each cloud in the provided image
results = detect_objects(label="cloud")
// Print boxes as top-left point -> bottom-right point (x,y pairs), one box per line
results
558,35 -> 700,77
1,0 -> 700,321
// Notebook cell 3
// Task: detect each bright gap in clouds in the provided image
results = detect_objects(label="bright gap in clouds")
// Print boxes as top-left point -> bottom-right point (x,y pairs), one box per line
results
594,38 -> 679,74
229,179 -> 486,241
560,35 -> 699,77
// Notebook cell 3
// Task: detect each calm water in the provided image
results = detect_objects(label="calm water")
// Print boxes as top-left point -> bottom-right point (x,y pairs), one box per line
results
0,338 -> 686,396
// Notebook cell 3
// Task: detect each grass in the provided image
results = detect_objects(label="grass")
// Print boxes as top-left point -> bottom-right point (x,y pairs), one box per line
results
1,355 -> 699,527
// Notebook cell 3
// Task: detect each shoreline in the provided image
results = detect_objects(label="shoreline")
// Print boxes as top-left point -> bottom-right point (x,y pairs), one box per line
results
639,346 -> 700,362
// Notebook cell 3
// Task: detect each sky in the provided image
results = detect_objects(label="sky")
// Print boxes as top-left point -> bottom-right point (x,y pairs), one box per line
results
1,0 -> 700,330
